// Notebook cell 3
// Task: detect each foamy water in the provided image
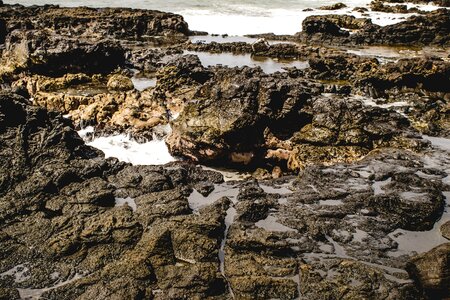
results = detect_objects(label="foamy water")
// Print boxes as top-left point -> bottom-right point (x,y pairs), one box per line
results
86,134 -> 175,165
77,126 -> 175,166
4,0 -> 445,35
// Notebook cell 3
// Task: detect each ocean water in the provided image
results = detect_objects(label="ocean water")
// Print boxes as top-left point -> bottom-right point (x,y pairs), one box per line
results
3,0 -> 442,35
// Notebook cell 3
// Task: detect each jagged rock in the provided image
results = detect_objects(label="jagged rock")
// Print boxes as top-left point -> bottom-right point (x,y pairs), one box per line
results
251,38 -> 270,53
164,56 -> 424,170
299,9 -> 450,46
407,243 -> 450,299
0,29 -> 126,79
0,5 -> 190,39
165,55 -> 321,166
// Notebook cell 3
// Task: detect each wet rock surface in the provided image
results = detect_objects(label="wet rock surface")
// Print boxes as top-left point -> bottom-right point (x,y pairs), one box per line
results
0,2 -> 450,299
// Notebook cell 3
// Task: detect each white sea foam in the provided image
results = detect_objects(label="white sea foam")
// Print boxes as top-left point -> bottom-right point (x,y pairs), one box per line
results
86,134 -> 175,166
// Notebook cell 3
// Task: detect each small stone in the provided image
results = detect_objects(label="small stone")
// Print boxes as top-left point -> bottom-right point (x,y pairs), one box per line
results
272,166 -> 283,179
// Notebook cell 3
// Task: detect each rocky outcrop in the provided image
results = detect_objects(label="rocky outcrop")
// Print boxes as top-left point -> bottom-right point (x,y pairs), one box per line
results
0,29 -> 126,79
164,55 -> 319,166
370,0 -> 421,13
299,9 -> 450,46
0,4 -> 190,39
12,74 -> 168,138
164,55 -> 425,170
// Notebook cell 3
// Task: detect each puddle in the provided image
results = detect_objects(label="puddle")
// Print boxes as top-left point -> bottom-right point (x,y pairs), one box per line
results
131,77 -> 157,91
0,264 -> 30,283
423,135 -> 450,152
190,35 -> 295,45
319,199 -> 344,206
259,184 -> 293,195
255,215 -> 296,232
325,235 -> 349,257
184,51 -> 309,73
352,229 -> 369,243
201,165 -> 251,182
362,99 -> 409,109
17,273 -> 84,300
115,197 -> 137,211
188,184 -> 239,212
372,177 -> 392,195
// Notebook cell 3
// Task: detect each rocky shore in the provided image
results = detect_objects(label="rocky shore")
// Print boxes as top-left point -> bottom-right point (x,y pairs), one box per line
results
0,2 -> 449,300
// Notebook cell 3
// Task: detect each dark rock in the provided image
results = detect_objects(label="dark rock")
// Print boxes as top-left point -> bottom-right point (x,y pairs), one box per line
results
407,243 -> 450,299
0,18 -> 6,44
2,30 -> 126,77
0,5 -> 190,38
319,2 -> 348,10
299,9 -> 450,46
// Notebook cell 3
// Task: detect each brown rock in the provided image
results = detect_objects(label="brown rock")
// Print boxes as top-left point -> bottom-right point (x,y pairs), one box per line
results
407,243 -> 450,299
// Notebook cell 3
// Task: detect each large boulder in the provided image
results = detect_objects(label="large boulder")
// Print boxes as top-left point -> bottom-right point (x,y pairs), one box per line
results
165,56 -> 320,165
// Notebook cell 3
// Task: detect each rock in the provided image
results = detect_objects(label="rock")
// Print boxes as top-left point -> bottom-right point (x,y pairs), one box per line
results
441,221 -> 450,240
299,9 -> 450,46
302,16 -> 350,37
407,243 -> 450,299
165,55 -> 320,165
0,5 -> 190,39
1,30 -> 126,78
0,18 -> 6,44
319,2 -> 348,10
107,74 -> 135,91
370,0 -> 419,13
251,38 -> 270,53
164,55 -> 425,170
15,74 -> 168,138
300,259 -> 420,299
